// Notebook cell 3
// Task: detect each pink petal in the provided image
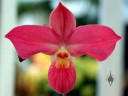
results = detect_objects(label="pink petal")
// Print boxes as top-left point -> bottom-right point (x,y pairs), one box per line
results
48,60 -> 76,94
67,24 -> 121,61
5,25 -> 60,59
50,2 -> 76,42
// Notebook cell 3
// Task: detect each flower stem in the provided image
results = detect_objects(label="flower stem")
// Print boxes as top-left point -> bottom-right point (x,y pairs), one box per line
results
62,92 -> 70,96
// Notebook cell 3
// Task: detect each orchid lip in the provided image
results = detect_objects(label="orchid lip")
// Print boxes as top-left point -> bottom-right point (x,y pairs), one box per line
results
48,46 -> 76,93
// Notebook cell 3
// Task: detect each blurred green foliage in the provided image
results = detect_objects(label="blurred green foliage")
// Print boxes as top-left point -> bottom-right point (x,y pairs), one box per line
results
18,1 -> 51,16
73,56 -> 97,96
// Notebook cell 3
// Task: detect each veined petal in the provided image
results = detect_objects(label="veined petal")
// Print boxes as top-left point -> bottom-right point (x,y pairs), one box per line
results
50,2 -> 76,42
48,60 -> 76,94
5,25 -> 60,59
67,24 -> 121,61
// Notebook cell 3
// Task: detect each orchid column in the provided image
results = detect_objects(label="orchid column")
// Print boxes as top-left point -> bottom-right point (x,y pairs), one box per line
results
0,0 -> 17,96
98,0 -> 123,96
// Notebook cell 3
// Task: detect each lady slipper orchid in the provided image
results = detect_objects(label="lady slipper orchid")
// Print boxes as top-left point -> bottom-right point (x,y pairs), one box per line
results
5,2 -> 121,94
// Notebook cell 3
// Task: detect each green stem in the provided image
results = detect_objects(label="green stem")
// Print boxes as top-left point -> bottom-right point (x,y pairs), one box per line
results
62,92 -> 70,96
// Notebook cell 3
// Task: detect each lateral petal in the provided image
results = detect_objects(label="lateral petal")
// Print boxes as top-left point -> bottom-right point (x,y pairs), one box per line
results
67,25 -> 121,61
50,2 -> 76,42
5,25 -> 60,59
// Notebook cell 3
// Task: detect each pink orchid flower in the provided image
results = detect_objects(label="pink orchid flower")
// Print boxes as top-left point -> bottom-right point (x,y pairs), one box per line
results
5,2 -> 121,94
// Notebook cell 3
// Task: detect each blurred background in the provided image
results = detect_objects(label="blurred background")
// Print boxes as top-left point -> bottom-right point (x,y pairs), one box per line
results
0,0 -> 127,96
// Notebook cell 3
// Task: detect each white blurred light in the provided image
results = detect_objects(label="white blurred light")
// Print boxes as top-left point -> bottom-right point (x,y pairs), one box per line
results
123,0 -> 128,23
18,13 -> 36,25
18,0 -> 43,3
50,0 -> 90,18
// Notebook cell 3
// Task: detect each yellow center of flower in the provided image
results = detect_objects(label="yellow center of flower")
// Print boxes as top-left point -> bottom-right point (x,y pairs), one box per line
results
55,47 -> 71,68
